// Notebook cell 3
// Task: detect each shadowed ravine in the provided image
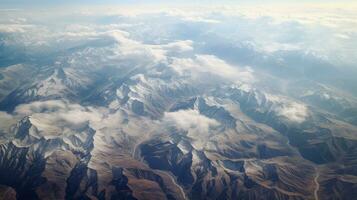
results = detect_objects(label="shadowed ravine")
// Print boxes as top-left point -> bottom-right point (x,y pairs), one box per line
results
0,2 -> 357,200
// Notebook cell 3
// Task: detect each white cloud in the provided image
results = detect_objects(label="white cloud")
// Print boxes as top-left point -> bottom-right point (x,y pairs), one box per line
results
170,54 -> 254,83
258,42 -> 301,53
0,24 -> 35,33
0,111 -> 17,134
14,100 -> 104,131
106,30 -> 194,66
276,102 -> 308,123
14,100 -> 69,115
163,109 -> 219,135
334,33 -> 350,40
163,109 -> 221,150
161,40 -> 194,53
241,88 -> 309,124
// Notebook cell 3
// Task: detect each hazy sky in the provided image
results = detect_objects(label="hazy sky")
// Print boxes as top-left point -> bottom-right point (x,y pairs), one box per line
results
1,0 -> 357,7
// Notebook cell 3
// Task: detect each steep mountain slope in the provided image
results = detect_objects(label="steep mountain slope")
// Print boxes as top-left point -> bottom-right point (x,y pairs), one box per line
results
0,10 -> 356,199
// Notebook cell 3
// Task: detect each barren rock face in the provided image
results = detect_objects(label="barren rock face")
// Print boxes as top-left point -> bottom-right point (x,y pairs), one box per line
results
0,3 -> 357,200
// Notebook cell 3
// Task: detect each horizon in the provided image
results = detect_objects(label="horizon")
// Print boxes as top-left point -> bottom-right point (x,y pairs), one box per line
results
1,0 -> 357,7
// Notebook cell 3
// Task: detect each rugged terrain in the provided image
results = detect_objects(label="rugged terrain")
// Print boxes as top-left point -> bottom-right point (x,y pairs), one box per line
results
0,5 -> 357,200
